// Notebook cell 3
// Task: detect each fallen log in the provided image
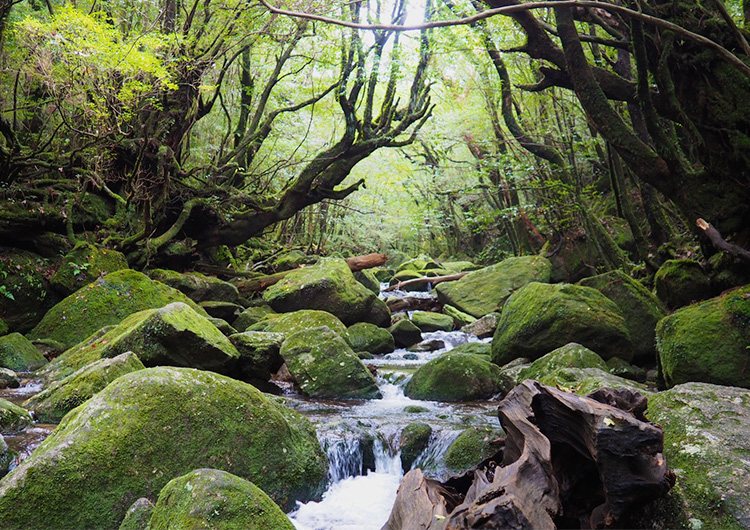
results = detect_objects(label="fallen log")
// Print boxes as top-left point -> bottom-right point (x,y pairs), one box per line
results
696,218 -> 750,264
385,295 -> 442,313
345,252 -> 388,271
383,272 -> 468,292
384,381 -> 675,529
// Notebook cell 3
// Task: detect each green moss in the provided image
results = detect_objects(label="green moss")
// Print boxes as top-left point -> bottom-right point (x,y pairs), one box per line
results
0,319 -> 8,336
118,498 -> 154,530
491,282 -> 633,365
280,327 -> 381,399
50,243 -> 129,296
400,423 -> 432,471
411,311 -> 454,332
435,255 -> 552,318
444,426 -> 504,473
0,397 -> 33,433
518,342 -> 608,381
259,309 -> 348,338
654,259 -> 711,309
28,270 -> 209,349
656,285 -> 750,388
0,367 -> 19,389
535,367 -> 650,396
388,319 -> 422,348
24,352 -> 145,423
354,269 -> 381,294
229,331 -> 284,381
148,469 -> 295,530
0,332 -> 48,372
146,269 -> 239,303
0,367 -> 328,529
233,305 -> 277,332
448,342 -> 492,357
403,405 -> 429,414
405,353 -> 512,401
346,322 -> 395,355
443,304 -> 476,328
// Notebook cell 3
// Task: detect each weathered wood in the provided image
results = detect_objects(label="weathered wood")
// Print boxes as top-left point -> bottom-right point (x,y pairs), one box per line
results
385,295 -> 442,313
345,252 -> 388,271
383,272 -> 468,292
697,218 -> 750,264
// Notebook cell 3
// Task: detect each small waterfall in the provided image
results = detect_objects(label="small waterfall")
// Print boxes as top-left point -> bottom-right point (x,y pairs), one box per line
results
323,434 -> 363,484
411,429 -> 462,480
374,433 -> 403,478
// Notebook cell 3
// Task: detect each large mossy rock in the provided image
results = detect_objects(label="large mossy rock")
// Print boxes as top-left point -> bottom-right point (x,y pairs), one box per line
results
147,469 -> 295,530
40,302 -> 239,382
0,248 -> 53,333
645,383 -> 750,529
251,309 -> 348,338
0,332 -> 47,372
388,319 -> 422,348
491,282 -> 633,366
28,270 -> 208,349
0,398 -> 32,433
354,269 -> 381,294
404,353 -> 512,402
448,342 -> 492,358
435,256 -> 552,318
346,322 -> 395,355
654,259 -> 712,310
579,270 -> 666,363
280,327 -> 381,399
118,498 -> 155,530
517,342 -> 608,381
534,366 -> 650,395
228,331 -> 284,383
24,352 -> 146,423
656,285 -> 750,388
146,269 -> 239,303
400,423 -> 432,472
262,258 -> 384,326
411,311 -> 454,332
50,243 -> 129,296
0,367 -> 328,529
233,305 -> 277,332
444,426 -> 504,474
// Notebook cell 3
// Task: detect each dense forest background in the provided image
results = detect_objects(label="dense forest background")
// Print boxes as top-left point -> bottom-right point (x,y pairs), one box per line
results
1,0 -> 749,278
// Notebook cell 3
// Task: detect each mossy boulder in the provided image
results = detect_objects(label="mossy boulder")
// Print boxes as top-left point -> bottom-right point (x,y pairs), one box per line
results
0,332 -> 47,372
0,398 -> 32,433
445,426 -> 504,474
118,498 -> 154,530
645,383 -> 750,529
372,267 -> 394,283
388,319 -> 423,348
262,258 -> 382,326
354,269 -> 381,294
50,243 -> 129,296
411,311 -> 454,332
400,423 -> 432,472
443,304 -> 476,328
229,331 -> 285,383
0,367 -> 328,529
405,353 -> 512,401
274,250 -> 317,271
460,312 -> 500,339
0,248 -> 53,333
24,352 -> 146,423
147,469 -> 295,530
435,256 -> 552,318
199,301 -> 243,321
654,259 -> 712,310
28,270 -> 208,349
448,342 -> 492,358
534,367 -> 650,395
207,317 -> 237,336
491,282 -> 633,366
441,261 -> 481,272
606,357 -> 647,382
0,368 -> 19,389
346,322 -> 395,355
579,270 -> 667,363
146,269 -> 239,303
280,327 -> 381,399
518,342 -> 608,381
656,285 -> 750,388
252,309 -> 348,338
233,305 -> 277,332
388,270 -> 426,291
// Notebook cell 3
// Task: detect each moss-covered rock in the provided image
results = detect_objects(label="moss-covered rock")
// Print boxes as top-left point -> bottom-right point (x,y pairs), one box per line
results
447,342 -> 492,357
441,261 -> 481,273
50,243 -> 129,296
0,248 -> 53,333
146,269 -> 239,303
646,383 -> 750,529
400,423 -> 432,472
229,331 -> 285,383
199,301 -> 243,321
207,317 -> 237,336
24,352 -> 145,423
491,282 -> 633,365
518,342 -> 608,381
263,258 -> 381,326
354,269 -> 381,294
443,304 -> 476,328
388,270 -> 426,291
498,357 -> 531,384
372,267 -> 394,283
579,270 -> 666,364
0,367 -> 328,529
280,327 -> 381,399
460,313 -> 500,339
0,332 -> 47,372
147,469 -> 295,530
444,426 -> 504,474
346,322 -> 395,355
118,498 -> 154,530
435,256 -> 552,318
0,368 -> 19,389
28,270 -> 208,349
0,319 -> 7,336
252,309 -> 348,339
0,435 -> 14,477
37,326 -> 116,383
405,353 -> 512,402
534,367 -> 650,395
274,250 -> 317,271
388,319 -> 422,348
606,357 -> 647,382
654,259 -> 712,310
365,297 -> 391,328
656,285 -> 750,388
411,311 -> 454,332
0,397 -> 32,433
233,305 -> 276,332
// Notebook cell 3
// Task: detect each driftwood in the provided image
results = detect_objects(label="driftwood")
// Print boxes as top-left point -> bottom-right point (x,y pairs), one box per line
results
383,272 -> 469,292
696,218 -> 750,264
384,381 -> 674,530
236,252 -> 388,293
385,295 -> 442,313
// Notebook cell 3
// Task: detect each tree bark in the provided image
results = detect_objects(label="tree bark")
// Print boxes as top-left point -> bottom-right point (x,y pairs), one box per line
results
383,272 -> 468,292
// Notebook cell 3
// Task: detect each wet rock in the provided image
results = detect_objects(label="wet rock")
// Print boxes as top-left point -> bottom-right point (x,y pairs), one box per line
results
0,397 -> 32,433
24,352 -> 146,423
405,353 -> 512,401
656,285 -> 750,388
28,270 -> 208,349
654,259 -> 712,310
0,367 -> 328,528
346,322 -> 395,355
435,256 -> 552,318
118,498 -> 155,530
388,319 -> 422,348
146,269 -> 239,303
443,304 -> 476,328
148,469 -> 295,530
229,331 -> 284,383
491,282 -> 633,365
534,367 -> 650,396
411,311 -> 453,332
0,368 -> 19,389
0,435 -> 13,477
407,339 -> 445,352
400,423 -> 432,472
388,270 -> 426,291
280,327 -> 381,399
445,426 -> 504,474
460,312 -> 500,339
0,333 -> 47,372
50,243 -> 129,296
